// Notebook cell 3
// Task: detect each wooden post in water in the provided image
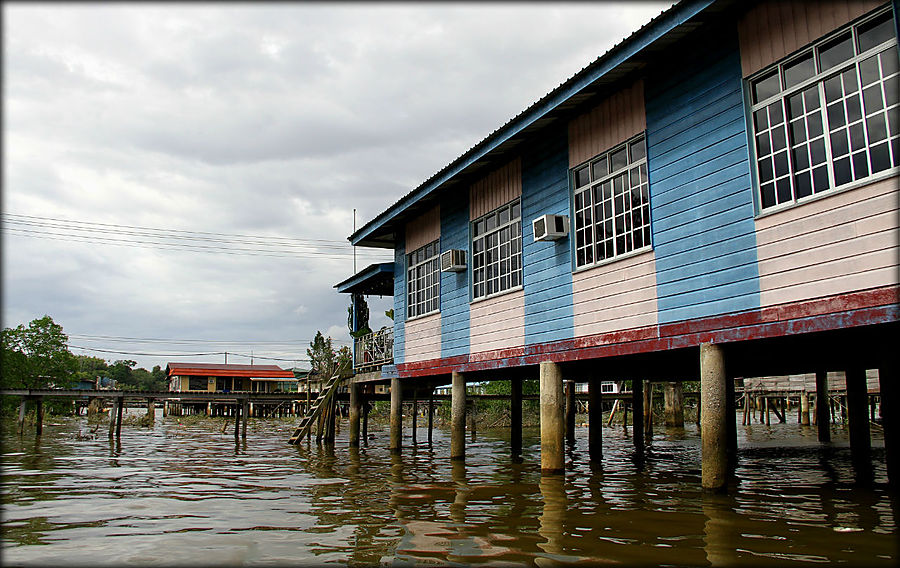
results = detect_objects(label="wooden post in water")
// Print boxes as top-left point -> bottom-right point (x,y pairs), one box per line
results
241,399 -> 248,440
565,381 -> 576,445
879,359 -> 898,482
390,377 -> 402,454
588,379 -> 602,463
643,382 -> 653,440
412,391 -> 418,448
108,400 -> 117,439
35,397 -> 44,437
362,398 -> 370,445
623,398 -> 629,430
511,377 -> 523,456
664,382 -> 685,427
451,372 -> 466,460
631,379 -> 644,452
428,389 -> 434,448
539,360 -> 565,474
349,382 -> 361,448
115,396 -> 123,439
700,343 -> 728,492
234,401 -> 240,444
146,399 -> 155,425
17,398 -> 27,436
800,391 -> 810,426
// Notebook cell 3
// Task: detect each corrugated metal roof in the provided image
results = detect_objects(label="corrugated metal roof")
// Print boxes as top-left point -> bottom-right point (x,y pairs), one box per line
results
165,363 -> 295,378
350,0 -> 725,248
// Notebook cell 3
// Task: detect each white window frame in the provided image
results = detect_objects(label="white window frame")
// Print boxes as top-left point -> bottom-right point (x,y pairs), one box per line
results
748,7 -> 899,214
471,199 -> 522,301
571,134 -> 652,270
406,239 -> 440,320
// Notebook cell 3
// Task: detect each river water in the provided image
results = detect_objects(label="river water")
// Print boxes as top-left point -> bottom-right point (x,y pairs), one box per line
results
1,410 -> 896,566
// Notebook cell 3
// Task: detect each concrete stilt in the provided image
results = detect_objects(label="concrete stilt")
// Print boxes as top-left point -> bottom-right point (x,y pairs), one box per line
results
362,397 -> 369,444
664,382 -> 684,427
565,381 -> 576,445
845,367 -> 871,465
511,377 -> 522,456
700,343 -> 728,492
800,391 -> 810,426
816,370 -> 830,442
35,397 -> 44,436
451,371 -> 466,460
540,361 -> 565,474
631,379 -> 644,452
725,373 -> 737,466
879,360 -> 897,482
349,382 -> 361,447
588,380 -> 602,463
390,377 -> 402,454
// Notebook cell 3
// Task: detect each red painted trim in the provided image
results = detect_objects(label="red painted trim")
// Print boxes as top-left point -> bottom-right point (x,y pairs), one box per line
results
395,286 -> 899,378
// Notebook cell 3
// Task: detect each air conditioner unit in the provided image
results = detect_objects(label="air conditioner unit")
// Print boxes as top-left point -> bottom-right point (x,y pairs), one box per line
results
440,249 -> 466,272
533,214 -> 570,241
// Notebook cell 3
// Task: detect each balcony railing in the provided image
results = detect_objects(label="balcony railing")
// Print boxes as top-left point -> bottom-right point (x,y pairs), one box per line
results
354,327 -> 394,373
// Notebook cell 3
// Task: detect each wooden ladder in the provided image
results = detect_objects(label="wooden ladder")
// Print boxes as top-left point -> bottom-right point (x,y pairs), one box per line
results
288,373 -> 342,444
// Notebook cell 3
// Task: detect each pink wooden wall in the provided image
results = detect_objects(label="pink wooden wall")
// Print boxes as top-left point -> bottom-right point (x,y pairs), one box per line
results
568,79 -> 646,168
403,313 -> 442,363
755,177 -> 899,308
572,250 -> 659,338
469,158 -> 522,220
737,0 -> 886,77
406,205 -> 441,253
469,289 -> 524,355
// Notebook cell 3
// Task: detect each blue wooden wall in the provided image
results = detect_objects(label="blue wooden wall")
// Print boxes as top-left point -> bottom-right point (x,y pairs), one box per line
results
392,242 -> 406,364
441,194 -> 471,358
522,127 -> 574,345
646,33 -> 761,325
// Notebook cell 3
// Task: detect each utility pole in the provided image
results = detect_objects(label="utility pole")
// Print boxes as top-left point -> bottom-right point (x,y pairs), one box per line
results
353,208 -> 357,273
225,351 -> 228,364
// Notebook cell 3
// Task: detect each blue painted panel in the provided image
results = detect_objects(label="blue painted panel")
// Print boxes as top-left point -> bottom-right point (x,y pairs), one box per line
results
441,195 -> 470,358
646,34 -> 761,324
522,126 -> 573,345
393,243 -> 406,364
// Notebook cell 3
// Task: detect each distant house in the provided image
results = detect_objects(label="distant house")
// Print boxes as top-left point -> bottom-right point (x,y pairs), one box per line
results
165,363 -> 297,393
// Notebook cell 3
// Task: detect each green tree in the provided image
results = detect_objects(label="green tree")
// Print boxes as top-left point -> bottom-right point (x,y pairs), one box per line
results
1,316 -> 76,389
107,359 -> 136,389
307,331 -> 351,378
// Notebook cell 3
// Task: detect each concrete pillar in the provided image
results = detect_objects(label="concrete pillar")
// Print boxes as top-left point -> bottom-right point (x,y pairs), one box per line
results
700,343 -> 728,492
390,377 -> 402,454
451,371 -> 466,460
879,361 -> 897,482
800,391 -> 810,426
511,377 -> 523,456
664,382 -> 685,427
362,398 -> 369,444
540,361 -> 565,474
631,379 -> 644,451
588,380 -> 602,463
565,381 -> 576,445
349,382 -> 361,447
725,373 -> 737,466
816,370 -> 830,442
35,397 -> 44,436
845,366 -> 871,465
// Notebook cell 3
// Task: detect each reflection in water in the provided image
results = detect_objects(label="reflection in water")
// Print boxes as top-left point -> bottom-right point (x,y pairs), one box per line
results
1,412 -> 897,566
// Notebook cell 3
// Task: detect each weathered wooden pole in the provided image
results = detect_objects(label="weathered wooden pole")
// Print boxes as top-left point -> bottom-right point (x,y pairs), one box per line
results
845,367 -> 871,467
241,399 -> 248,439
879,360 -> 897,482
643,381 -> 653,440
700,343 -> 728,492
427,389 -> 434,447
511,377 -> 523,456
35,397 -> 44,436
816,370 -> 831,442
451,371 -> 466,460
664,382 -> 685,427
631,379 -> 644,452
565,381 -> 576,445
146,399 -> 155,425
17,398 -> 27,436
588,379 -> 602,463
764,396 -> 771,425
108,400 -> 117,439
540,361 -> 565,474
234,401 -> 241,443
390,377 -> 402,454
800,391 -> 810,426
349,382 -> 361,448
362,399 -> 370,445
115,397 -> 123,439
412,391 -> 418,447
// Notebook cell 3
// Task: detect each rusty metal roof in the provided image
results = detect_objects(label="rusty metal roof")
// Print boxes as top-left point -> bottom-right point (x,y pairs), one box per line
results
165,363 -> 295,378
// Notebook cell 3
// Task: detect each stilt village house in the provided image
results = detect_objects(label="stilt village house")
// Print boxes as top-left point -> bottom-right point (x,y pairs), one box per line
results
166,363 -> 297,393
338,0 -> 899,488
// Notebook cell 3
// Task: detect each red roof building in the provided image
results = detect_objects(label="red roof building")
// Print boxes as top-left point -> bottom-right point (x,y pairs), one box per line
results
166,363 -> 297,393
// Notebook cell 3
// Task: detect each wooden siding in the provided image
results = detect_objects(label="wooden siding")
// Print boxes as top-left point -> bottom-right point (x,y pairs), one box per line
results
568,79 -> 646,167
440,194 -> 470,358
470,289 -> 524,354
469,159 -> 522,219
404,313 -> 442,362
393,242 -> 406,364
646,33 -> 761,325
405,205 -> 441,252
522,126 -> 574,345
572,250 -> 658,338
737,0 -> 887,77
756,177 -> 900,308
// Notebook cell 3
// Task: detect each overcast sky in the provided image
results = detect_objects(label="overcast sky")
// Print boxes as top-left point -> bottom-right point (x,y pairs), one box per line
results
3,2 -> 671,372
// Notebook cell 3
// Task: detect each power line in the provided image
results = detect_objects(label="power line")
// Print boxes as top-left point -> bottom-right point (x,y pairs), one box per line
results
70,345 -> 311,362
67,333 -> 351,346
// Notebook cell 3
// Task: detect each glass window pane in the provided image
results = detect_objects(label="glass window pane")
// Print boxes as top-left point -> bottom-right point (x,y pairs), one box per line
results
761,182 -> 776,208
881,49 -> 899,78
846,94 -> 862,123
808,113 -> 824,138
774,151 -> 789,177
610,147 -> 628,172
870,142 -> 892,173
754,108 -> 768,131
813,165 -> 830,193
592,158 -> 607,180
827,102 -> 846,128
842,67 -> 858,93
768,101 -> 784,125
863,84 -> 884,112
850,122 -> 866,151
833,156 -> 852,185
857,12 -> 895,53
753,71 -> 781,103
791,119 -> 807,144
758,157 -> 774,182
757,132 -> 771,156
575,166 -> 590,188
792,146 -> 810,170
629,138 -> 646,162
772,126 -> 787,151
860,54 -> 881,87
795,171 -> 813,199
830,129 -> 849,157
824,75 -> 844,102
852,150 -> 869,178
804,85 -> 821,110
818,33 -> 853,71
784,53 -> 815,88
788,92 -> 805,117
810,138 -> 826,166
867,113 -> 887,143
776,177 -> 793,203
499,207 -> 510,225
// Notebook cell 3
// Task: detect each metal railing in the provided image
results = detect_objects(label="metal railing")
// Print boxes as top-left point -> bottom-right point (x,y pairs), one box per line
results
353,327 -> 393,372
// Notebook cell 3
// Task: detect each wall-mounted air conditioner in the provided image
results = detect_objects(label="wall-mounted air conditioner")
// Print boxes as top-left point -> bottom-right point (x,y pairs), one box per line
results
440,249 -> 466,272
533,214 -> 570,241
